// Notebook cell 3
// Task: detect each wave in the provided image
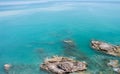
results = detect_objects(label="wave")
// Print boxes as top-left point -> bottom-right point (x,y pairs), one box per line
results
0,1 -> 120,17
0,1 -> 49,6
0,3 -> 74,17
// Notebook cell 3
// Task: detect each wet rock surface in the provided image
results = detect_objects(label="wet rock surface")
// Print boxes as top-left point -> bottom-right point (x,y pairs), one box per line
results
40,56 -> 87,74
107,60 -> 120,73
107,60 -> 119,68
91,40 -> 120,57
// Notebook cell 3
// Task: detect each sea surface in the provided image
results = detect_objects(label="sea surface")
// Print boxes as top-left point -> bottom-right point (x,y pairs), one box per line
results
0,1 -> 120,74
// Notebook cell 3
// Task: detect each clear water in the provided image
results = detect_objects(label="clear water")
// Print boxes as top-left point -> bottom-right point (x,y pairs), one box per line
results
0,1 -> 120,74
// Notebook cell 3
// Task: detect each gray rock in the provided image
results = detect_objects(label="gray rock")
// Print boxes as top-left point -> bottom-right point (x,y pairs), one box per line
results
107,60 -> 120,73
57,62 -> 73,72
40,56 -> 87,74
91,40 -> 120,57
107,60 -> 119,68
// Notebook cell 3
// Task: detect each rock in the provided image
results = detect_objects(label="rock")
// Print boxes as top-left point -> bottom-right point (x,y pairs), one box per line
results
72,62 -> 87,72
113,67 -> 120,73
4,64 -> 12,71
91,40 -> 120,57
40,56 -> 87,74
107,60 -> 120,73
57,62 -> 73,72
107,60 -> 119,68
63,39 -> 76,49
62,39 -> 88,60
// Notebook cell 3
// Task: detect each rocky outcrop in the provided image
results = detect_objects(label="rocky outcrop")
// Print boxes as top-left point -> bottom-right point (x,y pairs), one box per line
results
107,60 -> 120,73
40,56 -> 87,74
91,40 -> 120,57
107,60 -> 119,68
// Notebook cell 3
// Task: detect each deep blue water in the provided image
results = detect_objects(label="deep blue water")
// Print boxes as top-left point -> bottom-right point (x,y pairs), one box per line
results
0,1 -> 120,74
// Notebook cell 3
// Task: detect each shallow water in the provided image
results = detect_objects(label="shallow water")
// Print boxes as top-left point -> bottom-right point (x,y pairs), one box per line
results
0,1 -> 120,74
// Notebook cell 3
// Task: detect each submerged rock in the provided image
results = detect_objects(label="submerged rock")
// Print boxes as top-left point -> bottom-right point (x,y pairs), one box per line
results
91,40 -> 120,57
4,64 -> 12,71
107,60 -> 119,68
62,39 -> 88,61
40,56 -> 87,74
63,39 -> 76,49
107,60 -> 120,73
113,67 -> 120,73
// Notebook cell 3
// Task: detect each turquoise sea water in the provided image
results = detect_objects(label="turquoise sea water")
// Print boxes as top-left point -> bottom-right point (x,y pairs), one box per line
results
0,1 -> 120,74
